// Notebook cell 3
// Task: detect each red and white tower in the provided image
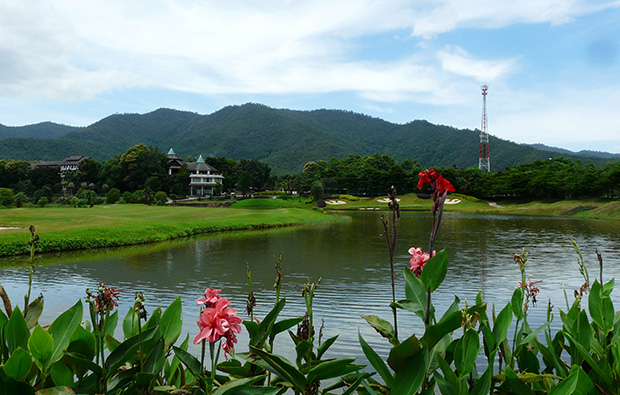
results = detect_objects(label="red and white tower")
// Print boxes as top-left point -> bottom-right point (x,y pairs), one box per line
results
478,85 -> 490,172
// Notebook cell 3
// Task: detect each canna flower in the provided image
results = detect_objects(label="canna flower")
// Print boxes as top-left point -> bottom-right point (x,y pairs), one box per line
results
194,292 -> 242,356
518,277 -> 542,307
417,169 -> 455,194
408,247 -> 435,276
197,288 -> 222,306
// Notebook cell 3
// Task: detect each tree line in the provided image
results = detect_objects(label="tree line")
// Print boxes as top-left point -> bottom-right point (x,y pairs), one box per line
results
2,145 -> 620,207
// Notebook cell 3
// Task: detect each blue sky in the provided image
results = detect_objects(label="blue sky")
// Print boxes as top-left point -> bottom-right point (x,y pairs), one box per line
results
1,1 -> 619,153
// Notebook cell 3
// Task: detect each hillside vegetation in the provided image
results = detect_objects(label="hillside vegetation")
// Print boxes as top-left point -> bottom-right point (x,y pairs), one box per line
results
0,103 -> 614,174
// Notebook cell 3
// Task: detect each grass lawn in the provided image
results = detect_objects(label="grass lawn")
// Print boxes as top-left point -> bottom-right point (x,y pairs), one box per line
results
321,193 -> 620,219
0,204 -> 343,257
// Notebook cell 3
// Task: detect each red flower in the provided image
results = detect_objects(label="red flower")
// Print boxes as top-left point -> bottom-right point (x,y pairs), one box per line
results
436,175 -> 455,194
197,288 -> 222,306
417,169 -> 455,195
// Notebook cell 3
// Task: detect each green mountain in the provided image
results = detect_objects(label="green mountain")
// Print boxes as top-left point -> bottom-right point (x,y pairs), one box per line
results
0,103 -> 613,174
0,121 -> 80,139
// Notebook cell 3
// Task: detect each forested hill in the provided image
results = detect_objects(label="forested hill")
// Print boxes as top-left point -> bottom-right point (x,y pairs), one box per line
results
0,121 -> 81,139
0,103 -> 612,174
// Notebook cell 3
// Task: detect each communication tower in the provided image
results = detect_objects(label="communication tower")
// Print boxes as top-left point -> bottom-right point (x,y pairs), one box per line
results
478,85 -> 490,172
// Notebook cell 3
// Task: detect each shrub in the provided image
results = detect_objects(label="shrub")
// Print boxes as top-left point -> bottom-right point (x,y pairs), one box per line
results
37,196 -> 49,207
0,188 -> 15,207
122,191 -> 133,203
106,188 -> 121,204
33,186 -> 53,203
339,194 -> 360,201
70,197 -> 80,207
154,191 -> 168,206
14,192 -> 27,207
169,193 -> 178,200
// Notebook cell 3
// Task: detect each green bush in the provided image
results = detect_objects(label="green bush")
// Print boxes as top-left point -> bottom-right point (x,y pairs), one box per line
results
0,187 -> 15,207
339,194 -> 360,201
154,191 -> 167,206
106,188 -> 121,204
14,192 -> 27,207
122,191 -> 133,203
37,196 -> 49,207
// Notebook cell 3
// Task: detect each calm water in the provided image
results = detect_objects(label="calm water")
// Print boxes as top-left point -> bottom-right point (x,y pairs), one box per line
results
2,211 -> 620,363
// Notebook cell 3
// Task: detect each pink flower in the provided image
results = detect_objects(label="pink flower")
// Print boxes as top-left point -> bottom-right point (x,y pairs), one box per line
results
408,247 -> 435,276
197,288 -> 222,306
193,293 -> 242,356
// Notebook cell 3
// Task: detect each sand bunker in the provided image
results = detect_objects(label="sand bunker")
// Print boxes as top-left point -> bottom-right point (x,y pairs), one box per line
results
376,198 -> 401,203
444,199 -> 461,205
0,227 -> 21,230
325,200 -> 347,205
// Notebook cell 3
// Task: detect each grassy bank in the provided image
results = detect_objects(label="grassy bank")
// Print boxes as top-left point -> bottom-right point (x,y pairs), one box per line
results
0,204 -> 343,257
322,193 -> 620,219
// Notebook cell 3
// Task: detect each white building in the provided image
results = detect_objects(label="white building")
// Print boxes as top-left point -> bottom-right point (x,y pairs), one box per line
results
167,149 -> 224,197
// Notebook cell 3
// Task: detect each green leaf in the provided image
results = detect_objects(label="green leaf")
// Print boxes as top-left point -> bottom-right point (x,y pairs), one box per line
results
317,334 -> 338,359
122,306 -> 140,339
511,288 -> 524,320
105,325 -> 159,376
50,361 -> 74,387
6,307 -> 30,354
387,334 -> 420,372
249,346 -> 307,392
403,269 -> 429,321
454,329 -> 479,378
173,345 -> 202,376
161,296 -> 183,349
519,321 -> 550,346
602,278 -> 614,296
307,358 -> 360,384
213,375 -> 267,395
28,325 -> 54,371
2,347 -> 33,381
493,303 -> 513,349
144,338 -> 165,374
254,298 -> 286,347
360,315 -> 398,346
67,324 -> 96,361
24,294 -> 44,330
269,316 -> 304,345
47,300 -> 83,367
420,248 -> 448,293
295,340 -> 313,368
391,348 -> 428,395
103,309 -> 119,336
470,367 -> 492,395
421,303 -> 486,351
359,332 -> 393,387
504,366 -> 535,395
548,368 -> 578,394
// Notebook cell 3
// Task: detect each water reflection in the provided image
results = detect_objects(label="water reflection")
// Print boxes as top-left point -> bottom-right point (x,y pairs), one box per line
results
1,212 -> 620,363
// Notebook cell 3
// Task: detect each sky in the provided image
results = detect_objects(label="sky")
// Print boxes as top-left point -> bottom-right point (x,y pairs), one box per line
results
1,1 -> 620,153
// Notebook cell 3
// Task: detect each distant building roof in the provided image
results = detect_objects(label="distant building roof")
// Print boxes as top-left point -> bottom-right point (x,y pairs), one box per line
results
197,155 -> 205,163
30,156 -> 89,170
167,148 -> 176,155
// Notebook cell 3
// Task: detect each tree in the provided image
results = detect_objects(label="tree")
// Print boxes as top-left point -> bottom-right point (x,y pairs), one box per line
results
119,144 -> 169,192
0,188 -> 14,207
75,158 -> 100,185
106,188 -> 121,204
37,196 -> 49,207
14,192 -> 27,207
238,171 -> 252,196
310,180 -> 324,201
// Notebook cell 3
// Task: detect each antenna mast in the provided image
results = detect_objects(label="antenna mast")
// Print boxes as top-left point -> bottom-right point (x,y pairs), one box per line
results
478,85 -> 490,172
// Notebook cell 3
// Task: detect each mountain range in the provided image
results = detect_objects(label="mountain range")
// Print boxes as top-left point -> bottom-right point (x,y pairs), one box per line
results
1,103 -> 618,174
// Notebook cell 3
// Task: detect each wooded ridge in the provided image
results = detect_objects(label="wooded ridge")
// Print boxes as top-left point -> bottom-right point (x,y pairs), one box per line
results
1,103 -> 617,174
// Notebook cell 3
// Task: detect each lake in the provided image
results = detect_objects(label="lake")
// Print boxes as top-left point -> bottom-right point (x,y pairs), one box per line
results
2,211 -> 620,364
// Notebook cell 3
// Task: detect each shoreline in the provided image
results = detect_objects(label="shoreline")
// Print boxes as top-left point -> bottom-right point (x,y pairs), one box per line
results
0,205 -> 345,258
